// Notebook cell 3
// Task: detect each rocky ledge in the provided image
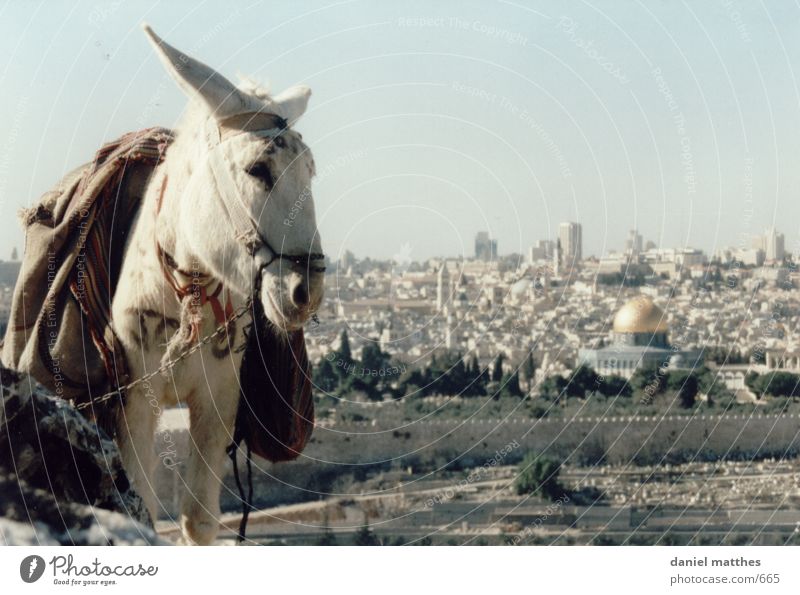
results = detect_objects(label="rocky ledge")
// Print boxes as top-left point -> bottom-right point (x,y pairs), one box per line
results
0,365 -> 166,545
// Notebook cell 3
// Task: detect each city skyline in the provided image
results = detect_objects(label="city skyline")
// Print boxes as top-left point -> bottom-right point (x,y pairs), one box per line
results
328,224 -> 793,264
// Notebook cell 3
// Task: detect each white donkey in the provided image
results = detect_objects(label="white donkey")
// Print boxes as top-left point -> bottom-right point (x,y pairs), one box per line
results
112,25 -> 324,544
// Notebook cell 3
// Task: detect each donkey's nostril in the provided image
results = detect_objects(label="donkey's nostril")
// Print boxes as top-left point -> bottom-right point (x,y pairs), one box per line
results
292,283 -> 309,308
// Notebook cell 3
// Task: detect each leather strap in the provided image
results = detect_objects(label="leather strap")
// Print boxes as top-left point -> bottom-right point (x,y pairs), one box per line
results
154,175 -> 234,339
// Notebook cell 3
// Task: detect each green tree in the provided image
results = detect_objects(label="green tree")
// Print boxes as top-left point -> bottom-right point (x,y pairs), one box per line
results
630,362 -> 666,399
523,352 -> 536,387
595,375 -> 631,398
469,355 -> 487,396
539,375 -> 568,402
337,329 -> 352,365
316,527 -> 338,546
414,536 -> 433,546
515,453 -> 564,500
469,354 -> 480,378
426,352 -> 448,395
667,372 -> 699,409
500,371 -> 523,398
359,340 -> 390,401
492,353 -> 506,382
361,340 -> 388,373
353,522 -> 380,546
752,371 -> 800,398
567,365 -> 596,398
706,346 -> 746,365
338,373 -> 369,400
450,353 -> 472,395
313,357 -> 339,394
745,371 -> 760,391
397,368 -> 427,399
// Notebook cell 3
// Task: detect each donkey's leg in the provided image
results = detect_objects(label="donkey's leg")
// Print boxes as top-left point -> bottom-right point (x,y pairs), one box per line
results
116,386 -> 162,523
180,376 -> 239,545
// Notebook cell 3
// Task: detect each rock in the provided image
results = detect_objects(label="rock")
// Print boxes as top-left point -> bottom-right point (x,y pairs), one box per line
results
0,364 -> 164,545
0,474 -> 166,545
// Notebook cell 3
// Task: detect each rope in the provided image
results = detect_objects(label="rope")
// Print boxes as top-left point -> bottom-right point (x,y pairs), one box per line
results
226,438 -> 254,544
75,302 -> 251,412
244,442 -> 254,540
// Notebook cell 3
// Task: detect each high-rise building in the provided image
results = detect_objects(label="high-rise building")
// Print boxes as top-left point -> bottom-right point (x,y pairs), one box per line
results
559,222 -> 582,264
625,229 -> 643,256
553,240 -> 561,276
764,228 -> 785,262
436,263 -> 453,311
474,231 -> 497,261
340,250 -> 355,269
528,239 -> 554,263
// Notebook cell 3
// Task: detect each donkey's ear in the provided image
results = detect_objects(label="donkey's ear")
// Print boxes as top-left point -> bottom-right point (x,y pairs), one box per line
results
272,85 -> 312,126
142,23 -> 258,119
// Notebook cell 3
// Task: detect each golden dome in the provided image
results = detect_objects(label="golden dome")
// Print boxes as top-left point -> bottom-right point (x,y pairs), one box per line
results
613,296 -> 668,334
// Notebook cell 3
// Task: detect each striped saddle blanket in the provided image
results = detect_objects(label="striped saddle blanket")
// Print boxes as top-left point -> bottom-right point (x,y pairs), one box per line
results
2,128 -> 174,432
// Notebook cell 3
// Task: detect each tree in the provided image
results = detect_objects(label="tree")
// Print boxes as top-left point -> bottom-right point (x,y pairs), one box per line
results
523,352 -> 536,381
338,373 -> 370,400
414,536 -> 433,546
630,362 -> 666,398
360,340 -> 390,401
353,522 -> 380,546
316,527 -> 338,546
361,340 -> 388,373
469,354 -> 480,378
397,368 -> 427,399
515,453 -> 564,500
705,345 -> 746,365
539,375 -> 568,402
597,375 -> 632,398
469,355 -> 487,396
667,372 -> 698,409
752,371 -> 800,398
492,353 -> 506,383
313,357 -> 339,394
567,365 -> 596,398
316,509 -> 338,545
745,371 -> 760,391
500,371 -> 523,398
450,354 -> 473,395
337,329 -> 352,364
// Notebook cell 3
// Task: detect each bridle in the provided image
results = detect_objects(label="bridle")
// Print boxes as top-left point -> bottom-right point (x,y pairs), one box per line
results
204,111 -> 326,277
248,225 -> 327,276
156,111 -> 325,333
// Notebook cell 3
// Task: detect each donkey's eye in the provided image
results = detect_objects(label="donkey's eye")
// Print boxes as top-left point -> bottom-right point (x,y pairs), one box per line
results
246,162 -> 274,189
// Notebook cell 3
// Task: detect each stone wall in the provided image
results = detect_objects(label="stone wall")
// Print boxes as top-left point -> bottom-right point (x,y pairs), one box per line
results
153,412 -> 800,517
304,413 -> 800,467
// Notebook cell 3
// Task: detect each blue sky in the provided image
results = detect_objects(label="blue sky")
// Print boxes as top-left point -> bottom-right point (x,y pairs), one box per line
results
1,0 -> 799,262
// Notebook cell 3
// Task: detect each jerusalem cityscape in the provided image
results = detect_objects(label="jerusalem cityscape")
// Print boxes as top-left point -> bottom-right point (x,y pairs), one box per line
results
3,12 -> 800,595
4,221 -> 799,546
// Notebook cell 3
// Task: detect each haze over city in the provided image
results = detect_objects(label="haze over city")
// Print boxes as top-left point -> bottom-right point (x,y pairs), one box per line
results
3,0 -> 800,262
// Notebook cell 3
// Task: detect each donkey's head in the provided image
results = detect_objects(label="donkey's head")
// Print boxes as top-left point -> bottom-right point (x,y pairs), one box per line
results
144,25 -> 324,331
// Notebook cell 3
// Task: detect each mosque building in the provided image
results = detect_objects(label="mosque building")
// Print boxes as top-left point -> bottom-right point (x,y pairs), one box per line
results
578,295 -> 702,379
